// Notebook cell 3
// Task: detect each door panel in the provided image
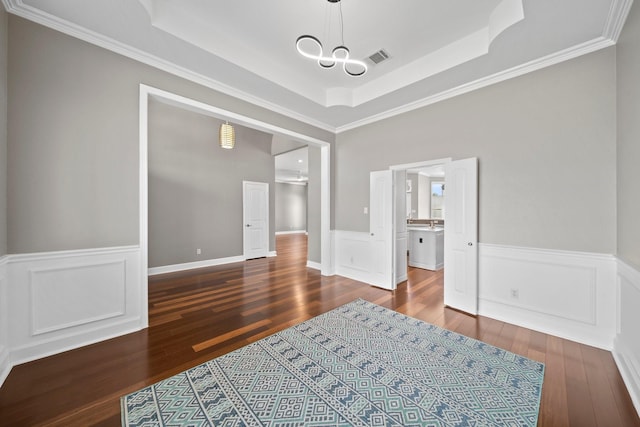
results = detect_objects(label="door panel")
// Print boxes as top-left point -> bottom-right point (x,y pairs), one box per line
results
444,158 -> 478,314
394,170 -> 408,285
243,181 -> 269,260
370,170 -> 394,290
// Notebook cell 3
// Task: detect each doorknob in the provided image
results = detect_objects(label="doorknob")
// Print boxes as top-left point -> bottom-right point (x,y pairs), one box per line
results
371,233 -> 374,236
246,224 -> 251,227
467,242 -> 473,246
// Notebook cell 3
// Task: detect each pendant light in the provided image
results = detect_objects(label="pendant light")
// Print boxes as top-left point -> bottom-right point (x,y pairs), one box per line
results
219,121 -> 235,149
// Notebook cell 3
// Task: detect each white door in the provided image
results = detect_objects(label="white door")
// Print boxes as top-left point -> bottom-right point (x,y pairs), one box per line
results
444,158 -> 478,314
370,170 -> 395,290
394,169 -> 408,285
243,181 -> 269,260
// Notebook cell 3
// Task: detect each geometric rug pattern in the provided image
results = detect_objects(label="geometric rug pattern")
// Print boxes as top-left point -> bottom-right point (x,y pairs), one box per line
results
121,299 -> 544,426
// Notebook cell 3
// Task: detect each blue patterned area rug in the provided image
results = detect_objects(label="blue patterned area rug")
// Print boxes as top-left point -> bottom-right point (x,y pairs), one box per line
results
121,299 -> 544,426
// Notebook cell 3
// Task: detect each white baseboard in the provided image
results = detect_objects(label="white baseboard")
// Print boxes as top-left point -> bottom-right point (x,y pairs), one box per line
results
614,259 -> 640,417
148,255 -> 245,276
268,251 -> 277,257
479,244 -> 616,350
275,230 -> 307,235
306,260 -> 322,271
0,345 -> 9,387
1,246 -> 143,388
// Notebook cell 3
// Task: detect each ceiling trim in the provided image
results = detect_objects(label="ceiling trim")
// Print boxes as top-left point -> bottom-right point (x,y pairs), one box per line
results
1,0 -> 336,133
2,0 -> 633,135
603,0 -> 634,41
336,36 -> 615,133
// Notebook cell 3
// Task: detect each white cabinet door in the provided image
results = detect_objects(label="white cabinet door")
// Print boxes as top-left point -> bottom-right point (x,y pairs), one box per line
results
370,170 -> 395,290
444,158 -> 478,314
243,181 -> 269,260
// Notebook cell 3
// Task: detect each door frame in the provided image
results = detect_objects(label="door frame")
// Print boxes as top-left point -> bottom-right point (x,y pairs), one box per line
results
138,84 -> 332,328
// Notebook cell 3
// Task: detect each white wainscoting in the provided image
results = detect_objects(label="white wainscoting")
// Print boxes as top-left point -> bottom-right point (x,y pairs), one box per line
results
479,244 -> 617,350
614,259 -> 640,416
334,230 -> 375,285
6,246 -> 144,370
333,235 -> 618,350
0,256 -> 9,386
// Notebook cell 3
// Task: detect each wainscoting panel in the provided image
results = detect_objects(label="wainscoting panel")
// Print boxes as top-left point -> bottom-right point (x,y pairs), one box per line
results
479,244 -> 616,350
6,246 -> 143,367
334,231 -> 373,284
30,261 -> 126,335
614,259 -> 640,416
0,256 -> 9,386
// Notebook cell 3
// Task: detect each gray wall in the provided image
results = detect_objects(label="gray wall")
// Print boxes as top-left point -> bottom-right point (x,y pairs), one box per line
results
271,136 -> 306,156
6,16 -> 332,254
307,145 -> 321,263
275,183 -> 307,233
148,100 -> 275,268
335,47 -> 617,254
0,9 -> 6,257
617,2 -> 640,269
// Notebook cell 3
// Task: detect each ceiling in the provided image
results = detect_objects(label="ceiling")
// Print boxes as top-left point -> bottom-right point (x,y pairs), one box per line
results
3,0 -> 630,132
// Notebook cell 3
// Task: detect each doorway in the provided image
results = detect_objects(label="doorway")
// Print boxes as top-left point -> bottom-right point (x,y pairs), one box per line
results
388,158 -> 479,315
139,85 -> 332,327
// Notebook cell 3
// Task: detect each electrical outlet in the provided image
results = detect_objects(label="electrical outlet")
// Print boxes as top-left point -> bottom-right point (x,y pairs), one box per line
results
196,248 -> 202,255
510,288 -> 519,299
363,207 -> 368,215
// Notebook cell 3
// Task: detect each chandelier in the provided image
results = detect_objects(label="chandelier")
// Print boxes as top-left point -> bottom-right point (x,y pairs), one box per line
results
295,0 -> 367,77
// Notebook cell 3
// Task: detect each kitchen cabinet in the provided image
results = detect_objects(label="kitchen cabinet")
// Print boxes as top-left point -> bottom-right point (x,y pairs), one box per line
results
408,227 -> 444,270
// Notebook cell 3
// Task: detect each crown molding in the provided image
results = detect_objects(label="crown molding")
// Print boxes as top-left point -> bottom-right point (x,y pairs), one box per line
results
603,0 -> 634,41
2,0 -> 633,134
1,0 -> 336,133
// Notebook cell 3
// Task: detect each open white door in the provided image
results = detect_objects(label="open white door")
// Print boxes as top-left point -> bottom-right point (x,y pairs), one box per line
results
394,169 -> 408,285
243,181 -> 269,260
370,170 -> 395,290
444,158 -> 478,315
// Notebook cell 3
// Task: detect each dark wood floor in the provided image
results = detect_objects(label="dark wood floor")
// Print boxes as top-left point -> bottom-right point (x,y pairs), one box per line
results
0,233 -> 638,426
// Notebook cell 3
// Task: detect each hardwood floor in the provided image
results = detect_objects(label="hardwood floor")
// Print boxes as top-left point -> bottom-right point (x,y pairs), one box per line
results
0,233 -> 638,426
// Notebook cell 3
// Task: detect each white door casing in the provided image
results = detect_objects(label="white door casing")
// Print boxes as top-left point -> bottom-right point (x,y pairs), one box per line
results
444,158 -> 479,315
370,170 -> 395,290
243,181 -> 269,260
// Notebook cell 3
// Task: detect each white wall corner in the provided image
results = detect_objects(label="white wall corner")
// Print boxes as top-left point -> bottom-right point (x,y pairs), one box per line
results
614,258 -> 640,417
0,256 -> 9,387
326,229 -> 336,276
478,244 -> 617,350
